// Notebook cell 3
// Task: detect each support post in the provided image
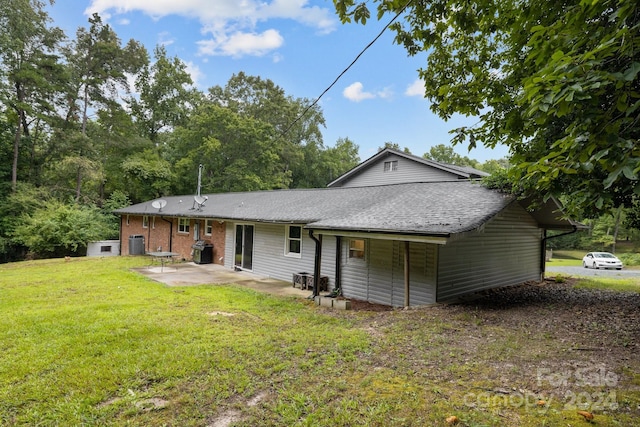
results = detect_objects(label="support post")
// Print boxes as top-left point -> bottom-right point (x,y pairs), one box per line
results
309,230 -> 322,298
404,241 -> 410,308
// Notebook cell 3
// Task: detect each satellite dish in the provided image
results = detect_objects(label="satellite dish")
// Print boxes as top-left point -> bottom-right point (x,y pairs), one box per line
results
193,195 -> 208,211
151,199 -> 167,211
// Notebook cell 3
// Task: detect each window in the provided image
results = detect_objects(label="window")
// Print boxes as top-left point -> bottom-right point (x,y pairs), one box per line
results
285,225 -> 302,257
100,245 -> 112,253
142,216 -> 149,228
204,219 -> 213,236
383,160 -> 398,172
349,239 -> 365,259
126,215 -> 130,225
178,218 -> 190,234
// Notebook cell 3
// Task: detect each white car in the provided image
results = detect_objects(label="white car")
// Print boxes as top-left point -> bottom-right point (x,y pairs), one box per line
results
582,252 -> 623,270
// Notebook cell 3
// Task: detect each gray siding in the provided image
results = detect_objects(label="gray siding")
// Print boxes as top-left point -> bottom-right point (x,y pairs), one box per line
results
436,202 -> 542,302
336,154 -> 459,188
341,239 -> 438,307
224,222 -> 337,288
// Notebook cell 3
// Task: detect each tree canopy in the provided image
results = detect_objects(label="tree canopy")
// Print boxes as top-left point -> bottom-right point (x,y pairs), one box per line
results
0,3 -> 362,259
334,0 -> 640,217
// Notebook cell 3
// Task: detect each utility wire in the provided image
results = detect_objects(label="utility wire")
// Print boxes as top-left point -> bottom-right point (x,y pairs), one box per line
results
280,0 -> 414,137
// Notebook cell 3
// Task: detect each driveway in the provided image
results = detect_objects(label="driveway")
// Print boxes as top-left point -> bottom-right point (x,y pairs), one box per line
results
546,265 -> 640,278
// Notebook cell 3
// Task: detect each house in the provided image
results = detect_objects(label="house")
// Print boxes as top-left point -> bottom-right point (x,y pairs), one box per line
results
115,148 -> 577,307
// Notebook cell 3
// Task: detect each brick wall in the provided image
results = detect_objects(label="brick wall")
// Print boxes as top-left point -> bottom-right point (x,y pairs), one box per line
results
120,215 -> 226,264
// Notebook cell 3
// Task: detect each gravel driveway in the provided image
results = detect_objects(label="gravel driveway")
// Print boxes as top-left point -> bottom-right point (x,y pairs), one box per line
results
546,265 -> 640,278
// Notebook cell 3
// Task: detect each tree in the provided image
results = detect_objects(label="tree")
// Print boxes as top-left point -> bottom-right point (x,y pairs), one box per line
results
121,149 -> 174,202
60,13 -> 147,201
169,103 -> 288,193
207,72 -> 326,188
334,0 -> 640,217
0,0 -> 65,191
379,142 -> 411,153
423,144 -> 479,168
321,137 -> 360,183
0,182 -> 52,261
293,137 -> 361,187
128,45 -> 195,143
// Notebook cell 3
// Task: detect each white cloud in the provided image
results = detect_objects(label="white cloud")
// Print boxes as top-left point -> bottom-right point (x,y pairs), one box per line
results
157,31 -> 175,47
405,79 -> 425,97
343,82 -> 394,102
117,18 -> 130,25
377,86 -> 394,100
197,29 -> 283,58
86,0 -> 336,57
343,82 -> 375,102
184,61 -> 204,87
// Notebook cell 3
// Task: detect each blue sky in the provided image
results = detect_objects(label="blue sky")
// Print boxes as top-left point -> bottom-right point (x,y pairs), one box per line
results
46,0 -> 508,162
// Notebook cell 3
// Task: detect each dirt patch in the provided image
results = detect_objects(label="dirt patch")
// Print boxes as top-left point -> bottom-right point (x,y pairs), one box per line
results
347,299 -> 394,312
207,311 -> 236,317
207,391 -> 268,427
335,278 -> 640,409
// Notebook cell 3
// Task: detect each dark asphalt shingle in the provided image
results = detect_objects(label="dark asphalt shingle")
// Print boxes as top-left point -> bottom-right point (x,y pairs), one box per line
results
116,181 -> 514,236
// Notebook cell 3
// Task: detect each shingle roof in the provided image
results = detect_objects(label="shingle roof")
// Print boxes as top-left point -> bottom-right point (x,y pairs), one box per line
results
116,181 -> 518,236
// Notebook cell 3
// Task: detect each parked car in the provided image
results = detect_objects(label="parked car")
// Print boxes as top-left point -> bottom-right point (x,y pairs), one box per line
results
582,252 -> 623,270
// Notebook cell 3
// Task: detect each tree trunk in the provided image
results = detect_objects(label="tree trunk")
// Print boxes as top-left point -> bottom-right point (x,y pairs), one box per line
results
11,119 -> 22,192
11,82 -> 29,192
75,85 -> 90,202
612,207 -> 623,253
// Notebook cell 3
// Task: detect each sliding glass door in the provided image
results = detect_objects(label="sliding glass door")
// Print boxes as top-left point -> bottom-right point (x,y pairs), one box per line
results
234,224 -> 254,270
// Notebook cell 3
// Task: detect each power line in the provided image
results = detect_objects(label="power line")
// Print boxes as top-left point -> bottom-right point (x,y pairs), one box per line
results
280,0 -> 414,137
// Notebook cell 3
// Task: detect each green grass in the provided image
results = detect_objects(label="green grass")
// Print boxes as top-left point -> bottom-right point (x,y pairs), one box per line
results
1,257 -> 639,426
548,249 -> 640,268
575,277 -> 640,292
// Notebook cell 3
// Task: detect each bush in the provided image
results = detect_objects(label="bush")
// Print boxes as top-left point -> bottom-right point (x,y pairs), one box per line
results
11,201 -> 118,258
618,253 -> 640,267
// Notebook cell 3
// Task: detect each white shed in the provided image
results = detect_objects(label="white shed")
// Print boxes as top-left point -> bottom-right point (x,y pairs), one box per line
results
87,240 -> 120,257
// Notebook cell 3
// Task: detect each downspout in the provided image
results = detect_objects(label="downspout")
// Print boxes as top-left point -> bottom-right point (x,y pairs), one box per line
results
119,215 -> 123,255
147,220 -> 152,252
541,225 -> 578,275
335,236 -> 342,296
309,230 -> 322,298
161,217 -> 174,252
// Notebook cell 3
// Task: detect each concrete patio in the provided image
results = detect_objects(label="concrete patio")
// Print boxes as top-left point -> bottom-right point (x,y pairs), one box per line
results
134,261 -> 314,299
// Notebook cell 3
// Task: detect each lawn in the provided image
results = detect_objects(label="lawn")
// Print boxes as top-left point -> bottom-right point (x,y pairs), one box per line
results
1,257 -> 639,426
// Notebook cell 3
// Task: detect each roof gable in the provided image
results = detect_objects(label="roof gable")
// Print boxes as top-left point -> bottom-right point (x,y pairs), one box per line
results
327,148 -> 489,188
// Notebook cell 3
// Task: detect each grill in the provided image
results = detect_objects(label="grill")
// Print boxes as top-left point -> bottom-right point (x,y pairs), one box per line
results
192,240 -> 213,264
192,240 -> 207,251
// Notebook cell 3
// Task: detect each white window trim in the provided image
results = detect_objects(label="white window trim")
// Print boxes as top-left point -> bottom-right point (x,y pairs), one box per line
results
142,215 -> 149,228
204,219 -> 213,236
383,160 -> 398,172
178,218 -> 190,234
284,225 -> 303,258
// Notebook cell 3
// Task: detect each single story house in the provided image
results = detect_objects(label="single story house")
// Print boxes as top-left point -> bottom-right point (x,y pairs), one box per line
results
116,148 -> 578,307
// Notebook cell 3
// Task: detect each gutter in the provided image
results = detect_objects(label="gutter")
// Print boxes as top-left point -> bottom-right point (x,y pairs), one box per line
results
119,216 -> 123,255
